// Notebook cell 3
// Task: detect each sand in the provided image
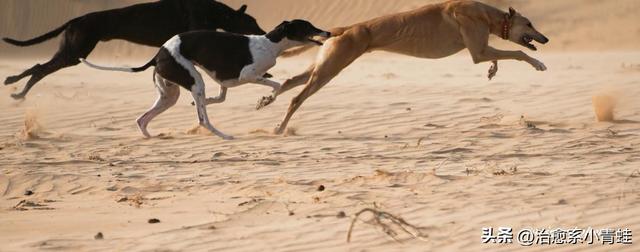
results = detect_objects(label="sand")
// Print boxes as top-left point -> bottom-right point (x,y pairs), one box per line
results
1,1 -> 640,251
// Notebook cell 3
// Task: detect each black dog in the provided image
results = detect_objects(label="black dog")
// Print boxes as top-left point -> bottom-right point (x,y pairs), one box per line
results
3,0 -> 265,100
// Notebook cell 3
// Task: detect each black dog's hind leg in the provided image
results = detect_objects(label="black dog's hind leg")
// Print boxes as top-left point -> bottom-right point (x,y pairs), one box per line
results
4,66 -> 38,85
8,26 -> 99,99
10,53 -> 80,99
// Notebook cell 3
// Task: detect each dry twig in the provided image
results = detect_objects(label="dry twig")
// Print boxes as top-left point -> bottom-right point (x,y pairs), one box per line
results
347,207 -> 428,243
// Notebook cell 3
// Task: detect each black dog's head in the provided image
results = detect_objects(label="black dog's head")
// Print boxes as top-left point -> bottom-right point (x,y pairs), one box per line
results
203,1 -> 265,35
267,20 -> 331,45
221,5 -> 265,35
506,7 -> 549,51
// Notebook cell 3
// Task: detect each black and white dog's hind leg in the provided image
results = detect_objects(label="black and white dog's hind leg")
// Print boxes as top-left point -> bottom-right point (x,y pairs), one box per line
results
137,73 -> 180,138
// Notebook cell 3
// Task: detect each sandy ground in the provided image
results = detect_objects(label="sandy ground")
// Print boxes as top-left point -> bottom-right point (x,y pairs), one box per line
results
1,51 -> 639,251
1,0 -> 640,251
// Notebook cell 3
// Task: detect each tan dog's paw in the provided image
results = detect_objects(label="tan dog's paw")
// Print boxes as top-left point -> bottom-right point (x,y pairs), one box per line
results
273,125 -> 285,135
488,61 -> 498,80
530,59 -> 547,71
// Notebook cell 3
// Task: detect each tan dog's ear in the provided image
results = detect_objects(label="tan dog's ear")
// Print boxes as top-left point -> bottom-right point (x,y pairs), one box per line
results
508,7 -> 517,18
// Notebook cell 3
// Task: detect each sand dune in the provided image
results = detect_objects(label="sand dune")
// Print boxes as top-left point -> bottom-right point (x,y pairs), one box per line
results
1,0 -> 640,58
1,1 -> 639,251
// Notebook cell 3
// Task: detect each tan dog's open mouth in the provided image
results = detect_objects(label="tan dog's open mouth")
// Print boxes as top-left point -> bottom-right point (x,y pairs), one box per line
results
522,35 -> 537,51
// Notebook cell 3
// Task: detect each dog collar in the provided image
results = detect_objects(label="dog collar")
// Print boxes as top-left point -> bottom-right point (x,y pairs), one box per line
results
501,13 -> 511,40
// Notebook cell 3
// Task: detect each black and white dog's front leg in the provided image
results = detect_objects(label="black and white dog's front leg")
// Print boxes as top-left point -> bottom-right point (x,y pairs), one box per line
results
253,77 -> 281,110
189,73 -> 234,140
253,77 -> 281,93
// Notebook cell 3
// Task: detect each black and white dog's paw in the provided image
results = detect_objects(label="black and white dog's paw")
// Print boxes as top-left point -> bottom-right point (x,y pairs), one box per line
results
256,95 -> 276,110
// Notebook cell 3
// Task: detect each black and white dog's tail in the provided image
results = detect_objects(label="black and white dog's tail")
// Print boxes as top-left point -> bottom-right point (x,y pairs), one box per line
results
3,18 -> 76,47
80,57 -> 156,73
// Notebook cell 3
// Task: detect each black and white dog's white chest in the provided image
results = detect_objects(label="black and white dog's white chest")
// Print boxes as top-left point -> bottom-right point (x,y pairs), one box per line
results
157,31 -> 279,89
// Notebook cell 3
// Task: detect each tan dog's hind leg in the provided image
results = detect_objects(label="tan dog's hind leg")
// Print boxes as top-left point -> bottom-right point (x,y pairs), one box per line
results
278,64 -> 315,95
274,30 -> 370,134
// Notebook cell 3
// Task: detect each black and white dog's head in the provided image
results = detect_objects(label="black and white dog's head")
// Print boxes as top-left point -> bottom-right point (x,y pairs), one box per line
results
266,20 -> 331,46
200,1 -> 266,35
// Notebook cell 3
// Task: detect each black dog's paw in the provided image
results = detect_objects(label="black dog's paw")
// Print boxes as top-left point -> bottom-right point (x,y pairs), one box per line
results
10,92 -> 26,100
5,76 -> 20,85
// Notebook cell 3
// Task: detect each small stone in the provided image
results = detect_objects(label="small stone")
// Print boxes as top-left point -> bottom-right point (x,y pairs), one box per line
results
148,218 -> 161,224
317,185 -> 325,191
24,190 -> 34,196
336,211 -> 346,218
94,232 -> 104,240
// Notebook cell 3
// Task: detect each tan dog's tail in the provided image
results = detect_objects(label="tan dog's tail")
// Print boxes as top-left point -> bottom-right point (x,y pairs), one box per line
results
281,26 -> 350,58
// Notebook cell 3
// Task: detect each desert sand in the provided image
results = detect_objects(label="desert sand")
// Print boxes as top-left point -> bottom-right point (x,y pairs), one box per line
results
1,0 -> 639,251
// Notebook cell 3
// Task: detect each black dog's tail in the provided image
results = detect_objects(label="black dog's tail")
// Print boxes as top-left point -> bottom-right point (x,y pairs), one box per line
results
3,19 -> 74,47
80,57 -> 156,73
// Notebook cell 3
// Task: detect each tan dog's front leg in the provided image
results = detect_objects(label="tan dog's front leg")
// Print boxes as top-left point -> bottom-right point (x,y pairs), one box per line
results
458,20 -> 546,74
477,47 -> 547,71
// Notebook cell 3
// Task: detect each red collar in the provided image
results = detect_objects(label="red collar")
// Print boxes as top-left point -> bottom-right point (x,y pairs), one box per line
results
501,13 -> 511,40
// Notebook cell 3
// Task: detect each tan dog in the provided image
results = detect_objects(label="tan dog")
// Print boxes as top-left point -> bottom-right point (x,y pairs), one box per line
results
257,0 -> 549,134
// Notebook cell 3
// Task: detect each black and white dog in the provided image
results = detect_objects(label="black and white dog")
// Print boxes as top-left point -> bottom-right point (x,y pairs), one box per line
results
3,0 -> 265,100
81,20 -> 330,140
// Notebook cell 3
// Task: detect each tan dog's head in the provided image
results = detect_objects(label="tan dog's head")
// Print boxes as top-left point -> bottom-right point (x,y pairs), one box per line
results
507,7 -> 549,51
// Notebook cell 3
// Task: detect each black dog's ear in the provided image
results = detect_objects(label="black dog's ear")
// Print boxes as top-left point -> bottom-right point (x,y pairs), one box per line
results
277,21 -> 291,30
237,5 -> 247,14
508,7 -> 517,17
